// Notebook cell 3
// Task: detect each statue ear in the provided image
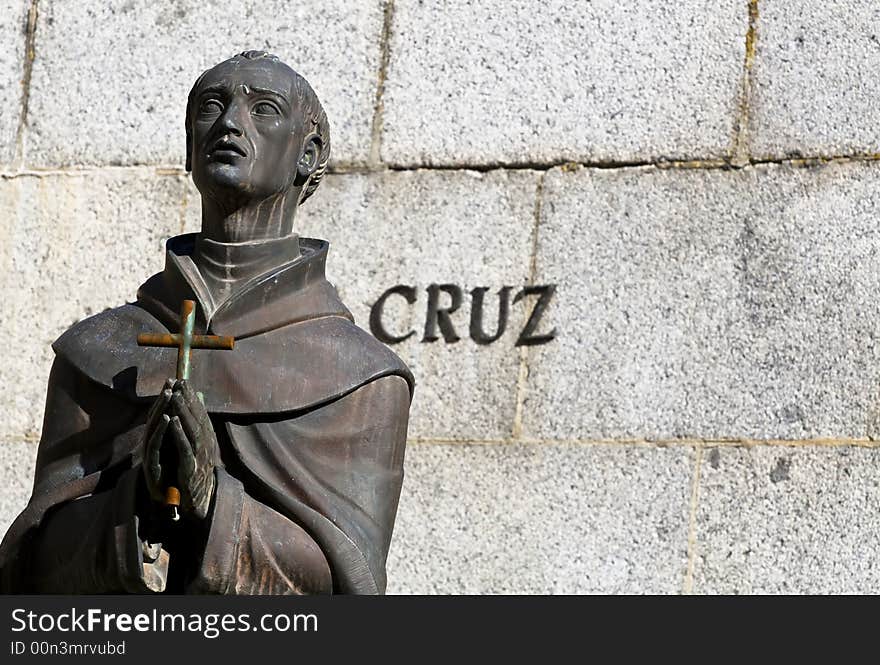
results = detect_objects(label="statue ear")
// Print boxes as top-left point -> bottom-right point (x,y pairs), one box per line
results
297,133 -> 323,180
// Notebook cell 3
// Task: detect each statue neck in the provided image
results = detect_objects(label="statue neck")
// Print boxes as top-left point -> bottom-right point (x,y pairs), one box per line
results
199,190 -> 300,243
191,233 -> 301,307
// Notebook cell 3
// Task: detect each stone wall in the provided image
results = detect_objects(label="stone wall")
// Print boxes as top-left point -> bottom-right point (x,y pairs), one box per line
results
2,0 -> 880,593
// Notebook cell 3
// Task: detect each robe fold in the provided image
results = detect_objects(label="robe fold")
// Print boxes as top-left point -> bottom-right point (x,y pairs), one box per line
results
0,234 -> 414,594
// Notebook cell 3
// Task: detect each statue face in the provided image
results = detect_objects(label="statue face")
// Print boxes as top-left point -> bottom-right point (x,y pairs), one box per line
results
189,58 -> 306,200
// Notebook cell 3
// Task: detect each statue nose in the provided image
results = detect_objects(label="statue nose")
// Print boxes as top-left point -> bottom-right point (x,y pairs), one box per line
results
219,108 -> 244,135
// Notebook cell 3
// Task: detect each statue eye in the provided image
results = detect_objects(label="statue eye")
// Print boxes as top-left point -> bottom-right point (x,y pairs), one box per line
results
253,101 -> 280,116
199,99 -> 224,114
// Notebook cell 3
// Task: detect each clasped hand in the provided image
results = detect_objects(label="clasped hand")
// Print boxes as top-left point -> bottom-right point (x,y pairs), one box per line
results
142,379 -> 219,521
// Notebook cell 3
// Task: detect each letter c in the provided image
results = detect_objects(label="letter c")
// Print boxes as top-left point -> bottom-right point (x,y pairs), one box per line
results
370,285 -> 417,344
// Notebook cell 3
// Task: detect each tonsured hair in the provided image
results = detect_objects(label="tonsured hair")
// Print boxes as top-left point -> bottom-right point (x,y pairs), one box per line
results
185,51 -> 331,205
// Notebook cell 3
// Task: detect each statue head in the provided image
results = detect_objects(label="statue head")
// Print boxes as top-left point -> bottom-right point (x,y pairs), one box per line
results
185,51 -> 330,209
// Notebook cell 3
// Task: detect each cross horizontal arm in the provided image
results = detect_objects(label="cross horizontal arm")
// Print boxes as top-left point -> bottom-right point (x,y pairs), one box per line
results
137,333 -> 235,350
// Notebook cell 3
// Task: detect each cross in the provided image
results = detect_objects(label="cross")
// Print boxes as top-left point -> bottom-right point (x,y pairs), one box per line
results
137,299 -> 234,520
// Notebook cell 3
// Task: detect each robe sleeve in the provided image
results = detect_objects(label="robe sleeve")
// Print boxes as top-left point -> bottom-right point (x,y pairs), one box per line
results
0,358 -> 168,593
187,468 -> 332,594
24,467 -> 168,593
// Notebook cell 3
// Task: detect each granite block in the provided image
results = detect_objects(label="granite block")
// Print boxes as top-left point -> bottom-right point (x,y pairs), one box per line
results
382,0 -> 747,166
750,1 -> 880,159
0,0 -> 29,165
693,445 -> 880,594
386,442 -> 693,594
524,161 -> 880,440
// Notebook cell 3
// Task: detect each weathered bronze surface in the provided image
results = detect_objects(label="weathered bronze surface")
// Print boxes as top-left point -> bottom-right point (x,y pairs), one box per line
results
0,51 -> 414,594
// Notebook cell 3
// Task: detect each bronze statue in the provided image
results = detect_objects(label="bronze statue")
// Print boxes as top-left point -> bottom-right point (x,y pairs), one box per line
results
0,51 -> 414,594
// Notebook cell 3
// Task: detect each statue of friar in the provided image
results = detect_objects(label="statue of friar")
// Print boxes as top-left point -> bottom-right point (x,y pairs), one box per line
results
0,51 -> 414,594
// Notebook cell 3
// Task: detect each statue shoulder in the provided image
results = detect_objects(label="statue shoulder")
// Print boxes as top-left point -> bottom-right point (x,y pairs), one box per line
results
287,316 -> 416,401
51,303 -> 165,395
53,303 -> 161,356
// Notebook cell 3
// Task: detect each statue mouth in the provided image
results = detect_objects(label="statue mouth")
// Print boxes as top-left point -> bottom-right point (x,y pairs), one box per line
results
209,138 -> 248,159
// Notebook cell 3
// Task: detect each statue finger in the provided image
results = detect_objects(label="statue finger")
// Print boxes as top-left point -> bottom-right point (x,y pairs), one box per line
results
170,390 -> 204,451
145,414 -> 170,502
177,382 -> 219,466
144,388 -> 172,439
146,413 -> 170,469
177,379 -> 210,427
169,415 -> 197,483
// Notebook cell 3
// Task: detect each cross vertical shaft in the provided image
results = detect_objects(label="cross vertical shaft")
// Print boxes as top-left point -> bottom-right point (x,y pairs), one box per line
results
177,299 -> 196,380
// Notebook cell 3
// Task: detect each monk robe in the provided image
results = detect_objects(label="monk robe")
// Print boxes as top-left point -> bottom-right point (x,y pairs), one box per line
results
0,233 -> 414,594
